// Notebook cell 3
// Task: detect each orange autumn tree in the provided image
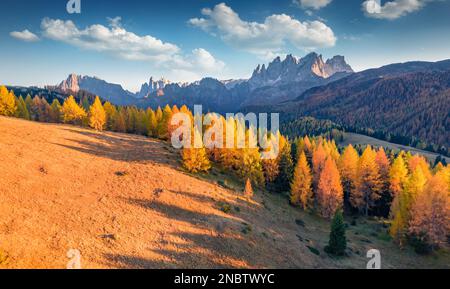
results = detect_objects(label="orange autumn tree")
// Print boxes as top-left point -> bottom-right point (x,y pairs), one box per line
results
312,143 -> 327,189
317,157 -> 344,219
409,173 -> 450,251
352,146 -> 382,216
290,152 -> 313,210
374,147 -> 391,216
338,144 -> 359,208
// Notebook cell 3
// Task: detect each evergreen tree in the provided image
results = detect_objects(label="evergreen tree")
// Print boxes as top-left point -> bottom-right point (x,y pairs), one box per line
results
275,136 -> 294,192
290,152 -> 313,210
88,96 -> 106,131
325,211 -> 347,256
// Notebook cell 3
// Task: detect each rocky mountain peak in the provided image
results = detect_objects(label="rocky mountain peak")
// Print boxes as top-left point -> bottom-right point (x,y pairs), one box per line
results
248,53 -> 353,90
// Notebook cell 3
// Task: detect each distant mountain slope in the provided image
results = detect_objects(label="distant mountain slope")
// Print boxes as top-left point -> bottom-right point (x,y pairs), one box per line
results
53,74 -> 136,105
280,60 -> 450,149
7,85 -> 98,105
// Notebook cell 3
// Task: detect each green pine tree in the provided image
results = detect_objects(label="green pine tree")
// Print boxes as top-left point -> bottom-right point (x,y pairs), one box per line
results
325,211 -> 347,256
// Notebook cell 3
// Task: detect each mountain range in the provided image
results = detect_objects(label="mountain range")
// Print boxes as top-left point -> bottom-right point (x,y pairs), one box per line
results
53,52 -> 354,111
49,53 -> 450,150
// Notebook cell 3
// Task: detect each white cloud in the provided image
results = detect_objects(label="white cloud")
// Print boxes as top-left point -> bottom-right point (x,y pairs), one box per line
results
40,17 -> 224,77
10,30 -> 40,42
362,0 -> 436,20
41,17 -> 180,62
188,3 -> 336,58
294,0 -> 333,10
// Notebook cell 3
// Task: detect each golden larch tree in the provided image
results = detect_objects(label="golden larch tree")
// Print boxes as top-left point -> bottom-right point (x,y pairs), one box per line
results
290,152 -> 313,210
89,96 -> 106,131
182,128 -> 211,173
0,86 -> 17,116
390,166 -> 427,245
62,95 -> 87,125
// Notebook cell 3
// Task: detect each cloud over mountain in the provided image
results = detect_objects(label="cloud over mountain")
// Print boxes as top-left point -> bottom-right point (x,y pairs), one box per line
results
189,3 -> 336,59
10,30 -> 40,42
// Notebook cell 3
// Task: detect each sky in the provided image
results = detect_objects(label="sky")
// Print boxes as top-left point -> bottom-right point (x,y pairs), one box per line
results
1,0 -> 450,92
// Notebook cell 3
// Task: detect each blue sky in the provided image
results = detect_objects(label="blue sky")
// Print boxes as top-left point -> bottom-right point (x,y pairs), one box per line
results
1,0 -> 450,92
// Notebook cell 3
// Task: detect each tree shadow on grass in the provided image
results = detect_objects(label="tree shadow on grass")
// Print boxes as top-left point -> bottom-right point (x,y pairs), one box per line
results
53,128 -> 179,167
102,197 -> 264,269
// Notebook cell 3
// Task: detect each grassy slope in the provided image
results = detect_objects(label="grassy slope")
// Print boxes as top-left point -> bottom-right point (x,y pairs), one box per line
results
0,116 -> 448,269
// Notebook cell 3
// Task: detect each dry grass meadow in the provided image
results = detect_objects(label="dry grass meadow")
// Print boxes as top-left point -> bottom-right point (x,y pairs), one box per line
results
0,116 -> 448,269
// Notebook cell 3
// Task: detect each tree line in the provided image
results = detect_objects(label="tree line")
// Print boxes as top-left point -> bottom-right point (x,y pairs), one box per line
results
1,85 -> 448,254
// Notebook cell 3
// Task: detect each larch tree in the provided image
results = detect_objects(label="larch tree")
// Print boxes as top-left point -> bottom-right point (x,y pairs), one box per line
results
103,102 -> 117,130
312,143 -> 327,189
62,95 -> 87,125
88,96 -> 106,131
317,157 -> 344,219
0,86 -> 17,116
182,127 -> 211,173
375,147 -> 392,216
338,144 -> 359,209
113,108 -> 127,133
16,96 -> 30,120
390,167 -> 427,246
409,174 -> 450,252
352,146 -> 382,216
50,99 -> 62,123
390,154 -> 409,197
157,105 -> 172,140
146,108 -> 157,137
244,178 -> 254,198
290,152 -> 313,210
